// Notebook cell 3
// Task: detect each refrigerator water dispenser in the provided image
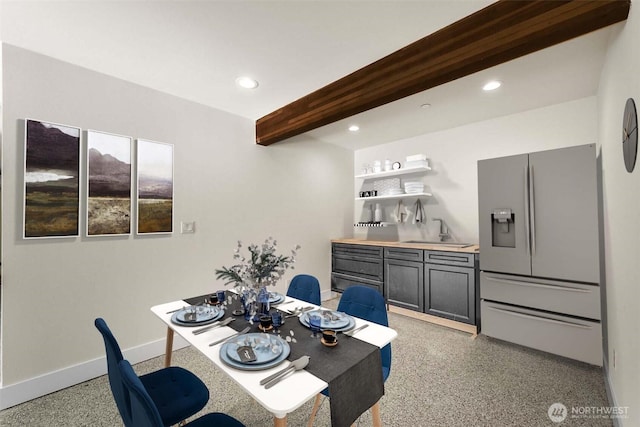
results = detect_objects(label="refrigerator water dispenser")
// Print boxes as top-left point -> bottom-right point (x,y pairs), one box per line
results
491,208 -> 515,248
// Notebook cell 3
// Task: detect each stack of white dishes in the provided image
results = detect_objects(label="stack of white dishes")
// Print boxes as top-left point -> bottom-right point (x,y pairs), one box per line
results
381,188 -> 404,196
404,180 -> 425,194
374,178 -> 403,196
405,154 -> 429,169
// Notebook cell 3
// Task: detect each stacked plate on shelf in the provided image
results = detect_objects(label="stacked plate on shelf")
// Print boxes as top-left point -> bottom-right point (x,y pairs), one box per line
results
404,180 -> 425,194
405,154 -> 429,169
381,188 -> 404,196
374,177 -> 403,196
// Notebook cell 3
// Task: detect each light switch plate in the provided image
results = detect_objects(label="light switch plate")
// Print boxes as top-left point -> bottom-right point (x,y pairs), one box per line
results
181,221 -> 195,234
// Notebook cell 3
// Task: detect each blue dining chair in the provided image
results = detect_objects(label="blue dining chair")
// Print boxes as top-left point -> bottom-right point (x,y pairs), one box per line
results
119,359 -> 246,427
95,318 -> 209,426
307,285 -> 391,426
286,274 -> 321,306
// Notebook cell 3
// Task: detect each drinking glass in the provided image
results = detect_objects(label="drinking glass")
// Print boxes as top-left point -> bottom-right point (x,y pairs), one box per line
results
271,312 -> 283,334
216,290 -> 226,304
309,314 -> 322,338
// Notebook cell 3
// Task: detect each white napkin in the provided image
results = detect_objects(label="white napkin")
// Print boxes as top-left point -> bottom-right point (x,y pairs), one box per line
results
413,199 -> 426,224
391,200 -> 410,223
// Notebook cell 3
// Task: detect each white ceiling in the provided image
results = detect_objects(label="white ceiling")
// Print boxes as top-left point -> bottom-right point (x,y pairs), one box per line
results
0,0 -> 614,150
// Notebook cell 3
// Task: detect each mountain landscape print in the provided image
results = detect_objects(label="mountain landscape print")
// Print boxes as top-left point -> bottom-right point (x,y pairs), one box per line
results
24,119 -> 80,238
137,139 -> 173,234
87,131 -> 132,235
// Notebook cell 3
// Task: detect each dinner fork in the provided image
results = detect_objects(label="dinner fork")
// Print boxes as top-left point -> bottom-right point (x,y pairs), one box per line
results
208,326 -> 250,347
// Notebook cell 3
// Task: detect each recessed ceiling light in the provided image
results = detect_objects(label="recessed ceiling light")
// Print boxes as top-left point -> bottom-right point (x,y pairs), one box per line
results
420,103 -> 432,109
235,76 -> 259,89
483,80 -> 502,91
348,125 -> 360,132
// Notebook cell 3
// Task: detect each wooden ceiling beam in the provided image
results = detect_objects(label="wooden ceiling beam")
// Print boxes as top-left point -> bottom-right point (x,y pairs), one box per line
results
256,0 -> 630,146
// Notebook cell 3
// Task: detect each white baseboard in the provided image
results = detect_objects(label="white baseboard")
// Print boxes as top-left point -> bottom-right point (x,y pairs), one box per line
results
603,360 -> 623,427
321,290 -> 338,301
0,335 -> 189,410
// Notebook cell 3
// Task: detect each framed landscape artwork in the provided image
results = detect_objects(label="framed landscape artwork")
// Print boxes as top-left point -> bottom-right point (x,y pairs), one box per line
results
24,119 -> 81,239
136,139 -> 174,234
87,130 -> 132,236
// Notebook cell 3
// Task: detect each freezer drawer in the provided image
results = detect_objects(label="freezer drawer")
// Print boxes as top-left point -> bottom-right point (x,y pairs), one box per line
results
481,272 -> 601,320
481,300 -> 602,366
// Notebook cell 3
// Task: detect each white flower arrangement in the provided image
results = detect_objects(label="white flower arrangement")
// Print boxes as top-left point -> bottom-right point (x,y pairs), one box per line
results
215,237 -> 300,290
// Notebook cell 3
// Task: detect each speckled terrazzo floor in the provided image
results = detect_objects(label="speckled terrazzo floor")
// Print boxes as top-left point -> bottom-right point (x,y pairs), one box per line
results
0,298 -> 612,427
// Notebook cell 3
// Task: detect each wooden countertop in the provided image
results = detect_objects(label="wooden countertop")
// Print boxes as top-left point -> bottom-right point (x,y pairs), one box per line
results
331,238 -> 479,254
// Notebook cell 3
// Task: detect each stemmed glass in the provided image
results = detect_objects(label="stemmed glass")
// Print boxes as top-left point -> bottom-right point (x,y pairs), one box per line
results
309,314 -> 322,338
271,312 -> 283,334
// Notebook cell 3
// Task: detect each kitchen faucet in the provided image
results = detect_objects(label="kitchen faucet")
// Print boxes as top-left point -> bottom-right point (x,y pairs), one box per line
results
432,218 -> 450,242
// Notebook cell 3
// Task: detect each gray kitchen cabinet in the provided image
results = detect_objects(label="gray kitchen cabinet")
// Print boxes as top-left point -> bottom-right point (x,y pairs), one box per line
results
424,251 -> 478,325
331,243 -> 384,294
384,248 -> 424,311
331,242 -> 480,328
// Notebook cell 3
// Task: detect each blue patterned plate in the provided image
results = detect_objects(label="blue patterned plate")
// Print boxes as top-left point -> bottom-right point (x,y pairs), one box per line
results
225,333 -> 283,364
268,292 -> 285,304
171,307 -> 224,327
220,336 -> 290,371
299,310 -> 355,331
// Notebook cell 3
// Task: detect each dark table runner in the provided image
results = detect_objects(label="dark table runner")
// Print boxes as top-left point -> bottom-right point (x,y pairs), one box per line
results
183,293 -> 384,427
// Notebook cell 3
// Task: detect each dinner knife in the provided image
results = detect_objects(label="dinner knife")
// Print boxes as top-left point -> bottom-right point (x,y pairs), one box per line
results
208,326 -> 250,347
344,323 -> 369,337
192,317 -> 234,335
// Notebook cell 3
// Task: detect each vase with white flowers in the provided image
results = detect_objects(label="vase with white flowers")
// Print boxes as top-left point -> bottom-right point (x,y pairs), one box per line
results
215,237 -> 300,321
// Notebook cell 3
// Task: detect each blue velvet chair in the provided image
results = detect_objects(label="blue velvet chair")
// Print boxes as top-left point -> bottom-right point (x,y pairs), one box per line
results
308,285 -> 392,426
95,318 -> 209,426
286,274 -> 321,306
119,359 -> 246,427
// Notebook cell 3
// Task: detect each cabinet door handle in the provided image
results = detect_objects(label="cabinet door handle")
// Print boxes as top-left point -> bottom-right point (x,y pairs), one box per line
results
484,276 -> 592,293
428,255 -> 468,263
486,305 -> 592,329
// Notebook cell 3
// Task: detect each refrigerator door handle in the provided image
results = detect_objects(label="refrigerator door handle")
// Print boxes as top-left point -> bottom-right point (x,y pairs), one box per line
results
524,166 -> 530,255
529,164 -> 536,256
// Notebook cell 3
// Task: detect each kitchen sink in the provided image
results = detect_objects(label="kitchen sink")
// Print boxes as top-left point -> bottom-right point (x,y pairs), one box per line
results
402,240 -> 474,248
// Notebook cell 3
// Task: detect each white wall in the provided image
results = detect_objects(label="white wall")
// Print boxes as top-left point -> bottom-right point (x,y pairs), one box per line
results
353,97 -> 598,243
0,45 -> 353,400
597,4 -> 640,420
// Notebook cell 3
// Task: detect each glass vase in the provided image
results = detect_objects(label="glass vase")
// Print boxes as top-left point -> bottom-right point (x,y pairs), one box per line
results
257,287 -> 270,316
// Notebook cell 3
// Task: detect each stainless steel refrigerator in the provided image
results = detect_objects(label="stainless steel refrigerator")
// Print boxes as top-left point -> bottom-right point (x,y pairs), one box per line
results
478,144 -> 602,366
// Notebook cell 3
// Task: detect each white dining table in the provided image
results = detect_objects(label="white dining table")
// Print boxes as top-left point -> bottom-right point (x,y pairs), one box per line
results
151,295 -> 398,427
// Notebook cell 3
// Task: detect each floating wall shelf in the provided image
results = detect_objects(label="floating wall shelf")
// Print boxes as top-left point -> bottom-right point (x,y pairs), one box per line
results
355,166 -> 431,180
